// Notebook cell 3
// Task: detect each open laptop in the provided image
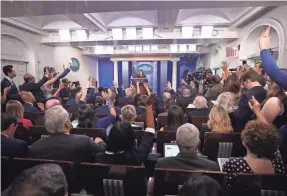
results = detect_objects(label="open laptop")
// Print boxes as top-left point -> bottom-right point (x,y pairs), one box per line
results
164,143 -> 180,157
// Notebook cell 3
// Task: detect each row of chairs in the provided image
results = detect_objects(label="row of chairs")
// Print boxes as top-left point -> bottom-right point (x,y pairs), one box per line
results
2,157 -> 286,196
15,125 -> 245,161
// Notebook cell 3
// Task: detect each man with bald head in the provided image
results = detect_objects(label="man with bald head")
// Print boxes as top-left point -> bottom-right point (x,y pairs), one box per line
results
20,91 -> 43,113
177,88 -> 193,107
45,97 -> 62,110
156,123 -> 218,170
187,96 -> 210,123
19,73 -> 49,102
116,87 -> 135,106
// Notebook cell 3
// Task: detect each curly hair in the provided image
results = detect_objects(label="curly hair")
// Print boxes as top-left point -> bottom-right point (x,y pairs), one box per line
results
221,75 -> 240,94
242,120 -> 279,159
208,106 -> 233,133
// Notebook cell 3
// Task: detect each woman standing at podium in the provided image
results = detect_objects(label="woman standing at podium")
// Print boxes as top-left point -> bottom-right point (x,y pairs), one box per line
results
137,69 -> 147,79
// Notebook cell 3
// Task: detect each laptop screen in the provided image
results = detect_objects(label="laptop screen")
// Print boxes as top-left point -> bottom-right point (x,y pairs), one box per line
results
164,144 -> 180,157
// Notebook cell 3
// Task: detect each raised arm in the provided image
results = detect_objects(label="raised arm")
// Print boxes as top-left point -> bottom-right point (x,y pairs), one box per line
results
132,93 -> 155,164
143,82 -> 151,96
248,96 -> 269,124
52,83 -> 64,97
260,26 -> 287,90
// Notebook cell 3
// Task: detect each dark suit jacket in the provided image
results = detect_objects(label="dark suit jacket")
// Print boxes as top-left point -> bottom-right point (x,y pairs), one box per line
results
204,83 -> 223,101
234,86 -> 267,132
156,152 -> 219,171
29,133 -> 106,161
95,105 -> 121,115
1,77 -> 21,102
1,135 -> 28,157
23,103 -> 43,113
135,106 -> 146,116
95,132 -> 154,165
187,108 -> 210,123
19,76 -> 49,102
177,96 -> 194,105
116,97 -> 134,106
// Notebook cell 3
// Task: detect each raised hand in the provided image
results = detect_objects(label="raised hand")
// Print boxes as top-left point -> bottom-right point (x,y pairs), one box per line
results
58,83 -> 65,90
260,26 -> 271,50
221,61 -> 228,71
167,81 -> 172,89
146,93 -> 156,106
248,96 -> 261,114
181,79 -> 187,86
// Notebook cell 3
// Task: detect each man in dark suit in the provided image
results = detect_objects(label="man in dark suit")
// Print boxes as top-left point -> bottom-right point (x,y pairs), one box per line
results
1,65 -> 22,103
29,105 -> 106,161
19,73 -> 49,102
1,113 -> 28,157
234,70 -> 267,132
204,75 -> 223,102
187,96 -> 210,123
156,123 -> 219,171
19,91 -> 43,112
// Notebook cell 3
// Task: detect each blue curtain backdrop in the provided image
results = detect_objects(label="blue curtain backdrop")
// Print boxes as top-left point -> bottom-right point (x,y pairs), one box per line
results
118,61 -> 122,85
98,58 -> 113,87
98,58 -> 196,94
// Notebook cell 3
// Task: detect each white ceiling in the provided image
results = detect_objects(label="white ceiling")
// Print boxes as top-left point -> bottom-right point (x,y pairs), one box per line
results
1,1 -> 285,55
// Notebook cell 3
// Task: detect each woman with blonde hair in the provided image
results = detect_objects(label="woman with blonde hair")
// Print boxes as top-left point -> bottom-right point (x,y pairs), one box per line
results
5,100 -> 33,130
199,106 -> 233,147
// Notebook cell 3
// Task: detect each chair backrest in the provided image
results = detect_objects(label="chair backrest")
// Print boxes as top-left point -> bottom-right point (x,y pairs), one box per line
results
1,157 -> 81,193
70,128 -> 106,140
231,173 -> 287,196
76,162 -> 146,196
29,126 -> 51,143
154,168 -> 225,196
14,125 -> 32,145
202,132 -> 246,161
24,112 -> 45,126
192,116 -> 208,129
156,131 -> 177,155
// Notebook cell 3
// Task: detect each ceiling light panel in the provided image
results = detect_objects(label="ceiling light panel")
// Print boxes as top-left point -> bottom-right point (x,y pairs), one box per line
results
95,46 -> 104,54
128,46 -> 135,52
179,45 -> 187,52
112,28 -> 123,40
76,30 -> 87,41
151,45 -> 158,51
189,44 -> 197,51
126,28 -> 137,39
201,26 -> 213,37
136,46 -> 142,52
182,26 -> 193,38
59,30 -> 71,41
142,28 -> 153,39
143,45 -> 150,51
106,46 -> 114,54
170,44 -> 178,52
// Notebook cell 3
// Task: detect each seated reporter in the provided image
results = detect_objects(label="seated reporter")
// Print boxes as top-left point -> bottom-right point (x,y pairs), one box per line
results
156,123 -> 219,170
223,120 -> 285,191
6,100 -> 33,131
19,91 -> 43,113
29,105 -> 106,161
95,93 -> 156,165
95,89 -> 121,115
160,105 -> 184,131
77,103 -> 116,129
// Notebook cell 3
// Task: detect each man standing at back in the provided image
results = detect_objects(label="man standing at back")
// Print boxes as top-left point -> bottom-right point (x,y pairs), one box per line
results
19,73 -> 49,103
156,123 -> 219,170
1,65 -> 21,103
234,70 -> 267,132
